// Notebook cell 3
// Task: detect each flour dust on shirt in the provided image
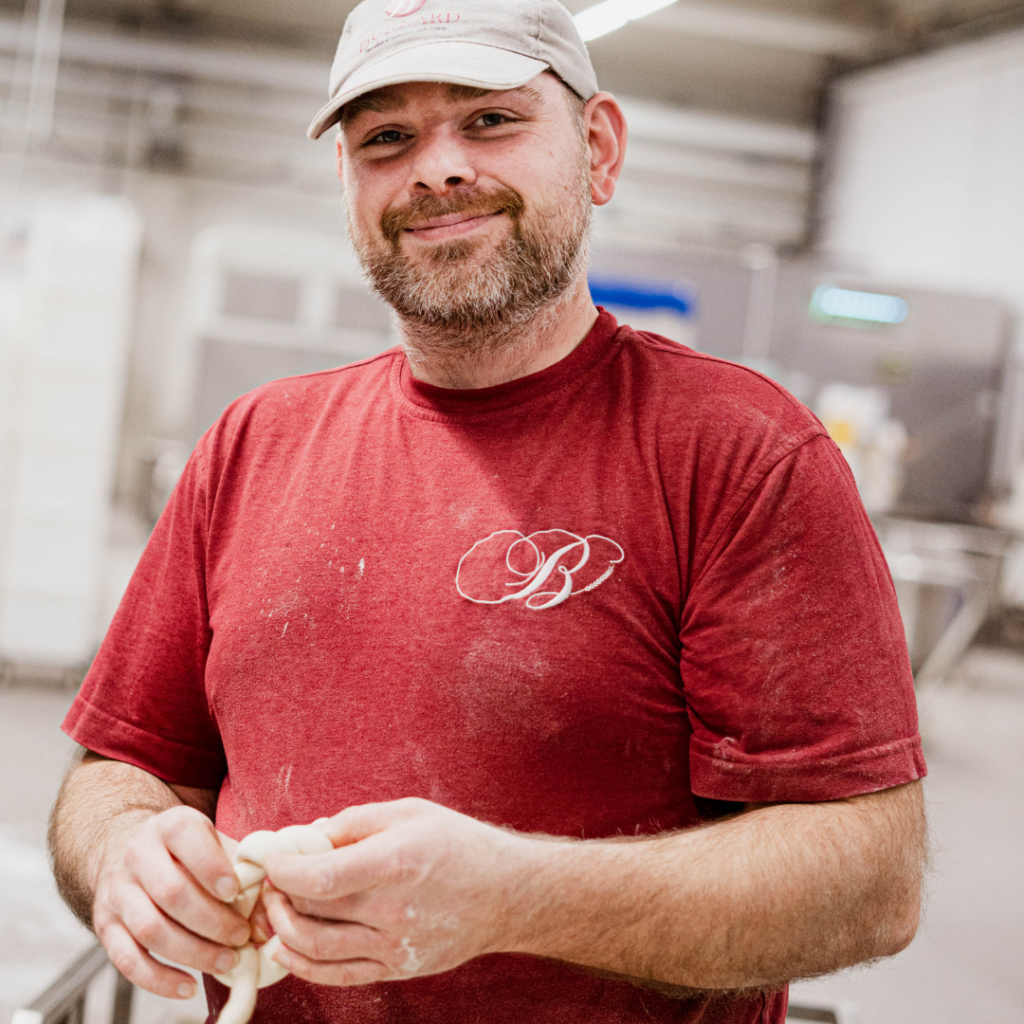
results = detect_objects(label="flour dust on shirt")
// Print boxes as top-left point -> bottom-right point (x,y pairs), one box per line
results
63,310 -> 925,1024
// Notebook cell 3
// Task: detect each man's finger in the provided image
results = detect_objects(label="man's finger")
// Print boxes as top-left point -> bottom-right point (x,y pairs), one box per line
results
216,830 -> 240,860
263,835 -> 391,900
318,798 -> 430,848
271,945 -> 393,988
263,887 -> 393,965
98,919 -> 199,1000
285,891 -> 368,921
127,835 -> 250,947
249,895 -> 271,944
115,884 -> 244,977
157,808 -> 239,901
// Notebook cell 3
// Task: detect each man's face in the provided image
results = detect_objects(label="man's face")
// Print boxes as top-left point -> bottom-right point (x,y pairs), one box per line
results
337,73 -> 591,335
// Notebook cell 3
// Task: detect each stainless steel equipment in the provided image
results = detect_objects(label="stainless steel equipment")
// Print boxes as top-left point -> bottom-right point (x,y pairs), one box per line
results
876,516 -> 1014,686
768,270 -> 1013,525
589,244 -> 1019,684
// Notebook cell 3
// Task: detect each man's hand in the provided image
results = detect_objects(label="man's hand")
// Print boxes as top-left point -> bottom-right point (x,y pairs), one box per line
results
261,798 -> 532,986
93,805 -> 253,998
53,752 -> 925,998
49,751 -> 255,1001
262,783 -> 925,993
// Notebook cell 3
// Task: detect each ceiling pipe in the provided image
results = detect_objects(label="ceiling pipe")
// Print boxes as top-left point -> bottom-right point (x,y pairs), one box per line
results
26,0 -> 65,143
0,14 -> 818,163
0,14 -> 328,94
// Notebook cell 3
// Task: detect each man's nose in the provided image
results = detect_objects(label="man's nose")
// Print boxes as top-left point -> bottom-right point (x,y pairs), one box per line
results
409,129 -> 477,193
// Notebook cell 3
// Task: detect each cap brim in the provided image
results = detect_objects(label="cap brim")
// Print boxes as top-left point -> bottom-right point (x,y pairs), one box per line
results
307,41 -> 549,140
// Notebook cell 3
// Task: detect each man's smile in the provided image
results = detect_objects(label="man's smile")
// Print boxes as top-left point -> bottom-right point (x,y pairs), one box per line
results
404,210 -> 504,243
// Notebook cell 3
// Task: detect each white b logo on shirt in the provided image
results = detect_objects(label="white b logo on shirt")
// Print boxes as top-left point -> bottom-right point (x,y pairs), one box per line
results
456,529 -> 625,610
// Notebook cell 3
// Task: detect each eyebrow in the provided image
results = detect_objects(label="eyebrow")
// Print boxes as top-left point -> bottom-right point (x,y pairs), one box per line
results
340,83 -> 546,125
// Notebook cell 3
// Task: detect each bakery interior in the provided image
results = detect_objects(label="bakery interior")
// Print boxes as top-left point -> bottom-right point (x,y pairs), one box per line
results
0,0 -> 1023,1021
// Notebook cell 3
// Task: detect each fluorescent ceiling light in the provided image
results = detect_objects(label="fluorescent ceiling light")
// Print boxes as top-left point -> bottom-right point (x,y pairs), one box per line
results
574,0 -> 679,42
810,286 -> 908,325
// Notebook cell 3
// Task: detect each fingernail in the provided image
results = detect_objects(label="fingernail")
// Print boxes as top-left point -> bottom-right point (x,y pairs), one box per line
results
274,949 -> 291,969
215,950 -> 239,973
215,876 -> 237,900
251,921 -> 269,943
177,981 -> 196,999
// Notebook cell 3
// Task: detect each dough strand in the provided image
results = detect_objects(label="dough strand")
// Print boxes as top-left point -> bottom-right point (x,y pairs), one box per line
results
212,821 -> 334,1024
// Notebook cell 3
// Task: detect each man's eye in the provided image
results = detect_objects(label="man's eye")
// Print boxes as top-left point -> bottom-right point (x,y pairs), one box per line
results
367,129 -> 407,146
472,113 -> 509,128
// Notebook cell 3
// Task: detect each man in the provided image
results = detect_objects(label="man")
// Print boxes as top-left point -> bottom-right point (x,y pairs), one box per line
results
49,0 -> 927,1021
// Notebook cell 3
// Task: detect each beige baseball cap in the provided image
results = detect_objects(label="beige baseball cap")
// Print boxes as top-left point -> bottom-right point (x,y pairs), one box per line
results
307,0 -> 599,140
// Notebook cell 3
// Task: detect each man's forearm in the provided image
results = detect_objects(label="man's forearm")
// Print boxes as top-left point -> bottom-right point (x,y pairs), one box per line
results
48,751 -> 192,928
507,781 -> 925,991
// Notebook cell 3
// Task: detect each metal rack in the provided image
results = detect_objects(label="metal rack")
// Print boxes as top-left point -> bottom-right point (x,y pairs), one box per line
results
877,516 -> 1014,688
787,1003 -> 856,1023
11,943 -> 134,1024
14,944 -> 854,1024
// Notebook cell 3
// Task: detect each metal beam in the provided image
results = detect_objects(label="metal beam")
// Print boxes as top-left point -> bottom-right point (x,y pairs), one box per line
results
0,18 -> 818,164
618,98 -> 817,162
626,139 -> 811,193
641,0 -> 879,56
0,15 -> 328,93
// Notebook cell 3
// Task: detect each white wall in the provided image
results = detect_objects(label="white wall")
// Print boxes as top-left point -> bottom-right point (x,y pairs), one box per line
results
821,29 -> 1024,302
820,29 -> 1024,491
0,197 -> 142,666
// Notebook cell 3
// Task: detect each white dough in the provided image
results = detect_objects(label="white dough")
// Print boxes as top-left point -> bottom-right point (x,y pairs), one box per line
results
234,830 -> 280,867
214,944 -> 258,1024
256,936 -> 291,989
213,822 -> 334,1024
234,860 -> 266,890
276,825 -> 334,856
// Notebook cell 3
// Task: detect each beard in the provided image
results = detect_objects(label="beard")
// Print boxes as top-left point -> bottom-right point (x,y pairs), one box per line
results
348,161 -> 591,345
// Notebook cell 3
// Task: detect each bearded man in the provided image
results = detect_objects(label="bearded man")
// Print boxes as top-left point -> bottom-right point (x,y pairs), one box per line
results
48,1 -> 928,1022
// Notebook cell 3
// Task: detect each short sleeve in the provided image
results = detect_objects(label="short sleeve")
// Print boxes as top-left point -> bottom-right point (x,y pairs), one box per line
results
680,434 -> 926,803
62,443 -> 227,789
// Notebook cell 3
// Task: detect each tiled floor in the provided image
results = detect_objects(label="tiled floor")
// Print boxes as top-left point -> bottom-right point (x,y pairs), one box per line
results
790,647 -> 1024,1023
2,647 -> 1022,1024
0,687 -> 90,1020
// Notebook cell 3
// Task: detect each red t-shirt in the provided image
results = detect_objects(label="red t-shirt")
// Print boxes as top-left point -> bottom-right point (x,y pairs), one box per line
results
64,311 -> 925,1024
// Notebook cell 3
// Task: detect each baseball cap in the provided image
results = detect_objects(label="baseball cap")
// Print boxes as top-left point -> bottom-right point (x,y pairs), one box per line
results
307,0 -> 599,140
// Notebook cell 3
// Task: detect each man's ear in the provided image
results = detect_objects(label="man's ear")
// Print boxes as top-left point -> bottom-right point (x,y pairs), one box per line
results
335,131 -> 345,185
584,93 -> 627,207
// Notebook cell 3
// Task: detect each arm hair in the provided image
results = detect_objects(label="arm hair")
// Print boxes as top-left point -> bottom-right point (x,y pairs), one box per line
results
48,748 -> 217,928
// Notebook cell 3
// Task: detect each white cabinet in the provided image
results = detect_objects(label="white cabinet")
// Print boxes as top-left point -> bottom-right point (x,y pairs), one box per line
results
0,196 -> 142,667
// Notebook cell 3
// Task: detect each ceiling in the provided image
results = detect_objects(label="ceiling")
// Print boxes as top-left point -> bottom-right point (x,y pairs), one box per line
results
4,0 -> 1023,123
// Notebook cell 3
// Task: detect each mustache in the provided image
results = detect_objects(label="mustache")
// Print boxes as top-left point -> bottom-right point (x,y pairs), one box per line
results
380,188 -> 526,246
